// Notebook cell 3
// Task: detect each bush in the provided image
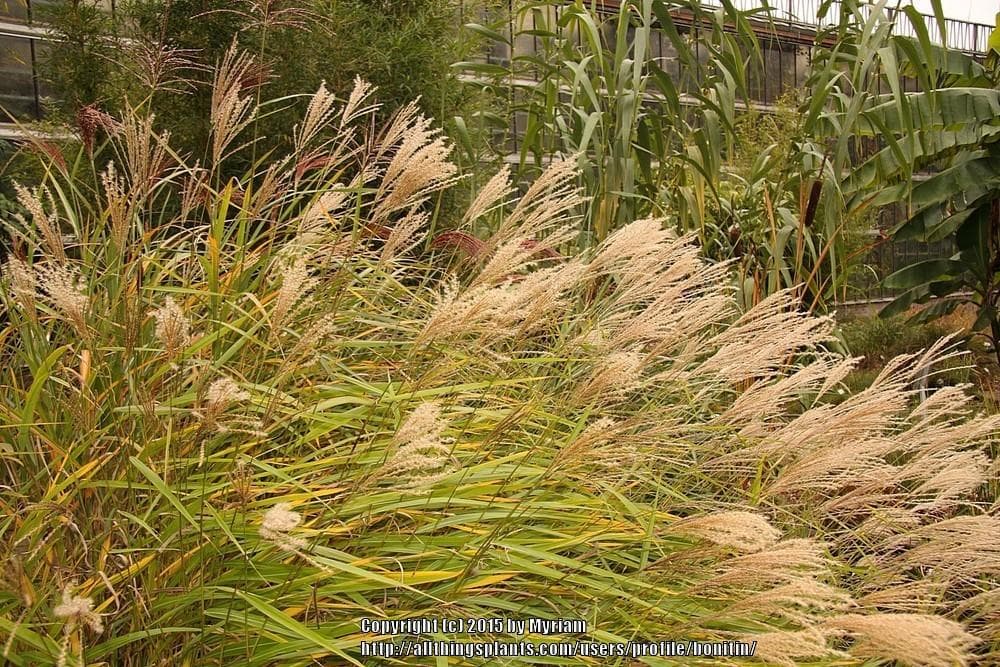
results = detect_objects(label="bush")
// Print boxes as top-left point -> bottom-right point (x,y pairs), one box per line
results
37,0 -> 484,161
0,56 -> 998,666
839,315 -> 950,367
836,314 -> 974,398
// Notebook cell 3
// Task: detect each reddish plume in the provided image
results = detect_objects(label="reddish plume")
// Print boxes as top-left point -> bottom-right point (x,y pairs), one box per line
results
364,222 -> 393,240
75,104 -> 121,153
24,140 -> 67,172
519,238 -> 563,260
431,230 -> 487,257
431,231 -> 565,261
295,153 -> 335,182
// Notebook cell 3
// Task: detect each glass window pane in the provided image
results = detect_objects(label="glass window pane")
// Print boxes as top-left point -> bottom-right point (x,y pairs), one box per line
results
764,45 -> 783,104
0,0 -> 28,23
32,37 -> 49,116
656,29 -> 680,83
0,35 -> 37,120
780,45 -> 798,92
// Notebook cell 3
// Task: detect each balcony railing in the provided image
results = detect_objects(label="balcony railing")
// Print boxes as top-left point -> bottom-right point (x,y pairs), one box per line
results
703,0 -> 992,54
582,1 -> 992,53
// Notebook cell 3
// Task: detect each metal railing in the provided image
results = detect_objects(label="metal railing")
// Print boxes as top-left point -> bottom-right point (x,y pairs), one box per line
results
697,0 -> 992,54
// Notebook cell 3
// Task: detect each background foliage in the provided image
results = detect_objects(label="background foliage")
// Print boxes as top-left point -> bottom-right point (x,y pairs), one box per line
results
462,0 -> 906,312
38,0 -> 486,161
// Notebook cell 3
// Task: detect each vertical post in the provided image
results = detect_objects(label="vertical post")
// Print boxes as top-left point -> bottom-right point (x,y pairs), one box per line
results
29,37 -> 41,120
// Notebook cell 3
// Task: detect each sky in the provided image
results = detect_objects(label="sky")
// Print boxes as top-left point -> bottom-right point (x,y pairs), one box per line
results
908,1 -> 998,25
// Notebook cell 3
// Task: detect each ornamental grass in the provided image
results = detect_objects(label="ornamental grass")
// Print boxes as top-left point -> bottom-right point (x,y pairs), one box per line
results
0,51 -> 997,666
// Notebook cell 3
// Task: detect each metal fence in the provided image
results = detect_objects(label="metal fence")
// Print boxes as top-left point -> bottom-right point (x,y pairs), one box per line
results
700,0 -> 992,54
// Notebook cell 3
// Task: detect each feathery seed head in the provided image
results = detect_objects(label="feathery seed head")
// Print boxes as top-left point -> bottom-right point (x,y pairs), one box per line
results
296,80 -> 339,150
589,218 -> 675,274
822,613 -> 980,667
463,165 -> 514,226
748,628 -> 844,666
197,377 -> 252,463
260,503 -> 306,551
2,257 -> 36,309
380,209 -> 429,264
270,247 -> 318,336
53,587 -> 103,634
299,189 -> 348,245
124,42 -> 205,95
151,296 -> 192,358
393,402 -> 445,446
726,578 -> 854,626
382,403 -> 454,491
36,263 -> 88,335
573,350 -> 645,404
341,77 -> 377,128
554,418 -> 641,477
261,503 -> 301,534
120,111 -> 173,198
101,161 -> 132,246
210,46 -> 257,165
372,110 -> 459,222
15,182 -> 66,261
206,377 -> 250,410
672,511 -> 782,553
76,104 -> 120,153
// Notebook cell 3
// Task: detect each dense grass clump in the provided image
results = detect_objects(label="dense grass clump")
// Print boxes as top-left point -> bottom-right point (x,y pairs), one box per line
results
1,53 -> 998,666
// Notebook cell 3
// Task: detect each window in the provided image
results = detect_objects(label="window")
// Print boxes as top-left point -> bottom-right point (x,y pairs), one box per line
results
0,34 -> 39,120
0,0 -> 28,23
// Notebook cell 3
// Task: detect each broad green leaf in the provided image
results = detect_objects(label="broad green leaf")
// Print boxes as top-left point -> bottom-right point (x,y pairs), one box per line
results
882,258 -> 966,289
